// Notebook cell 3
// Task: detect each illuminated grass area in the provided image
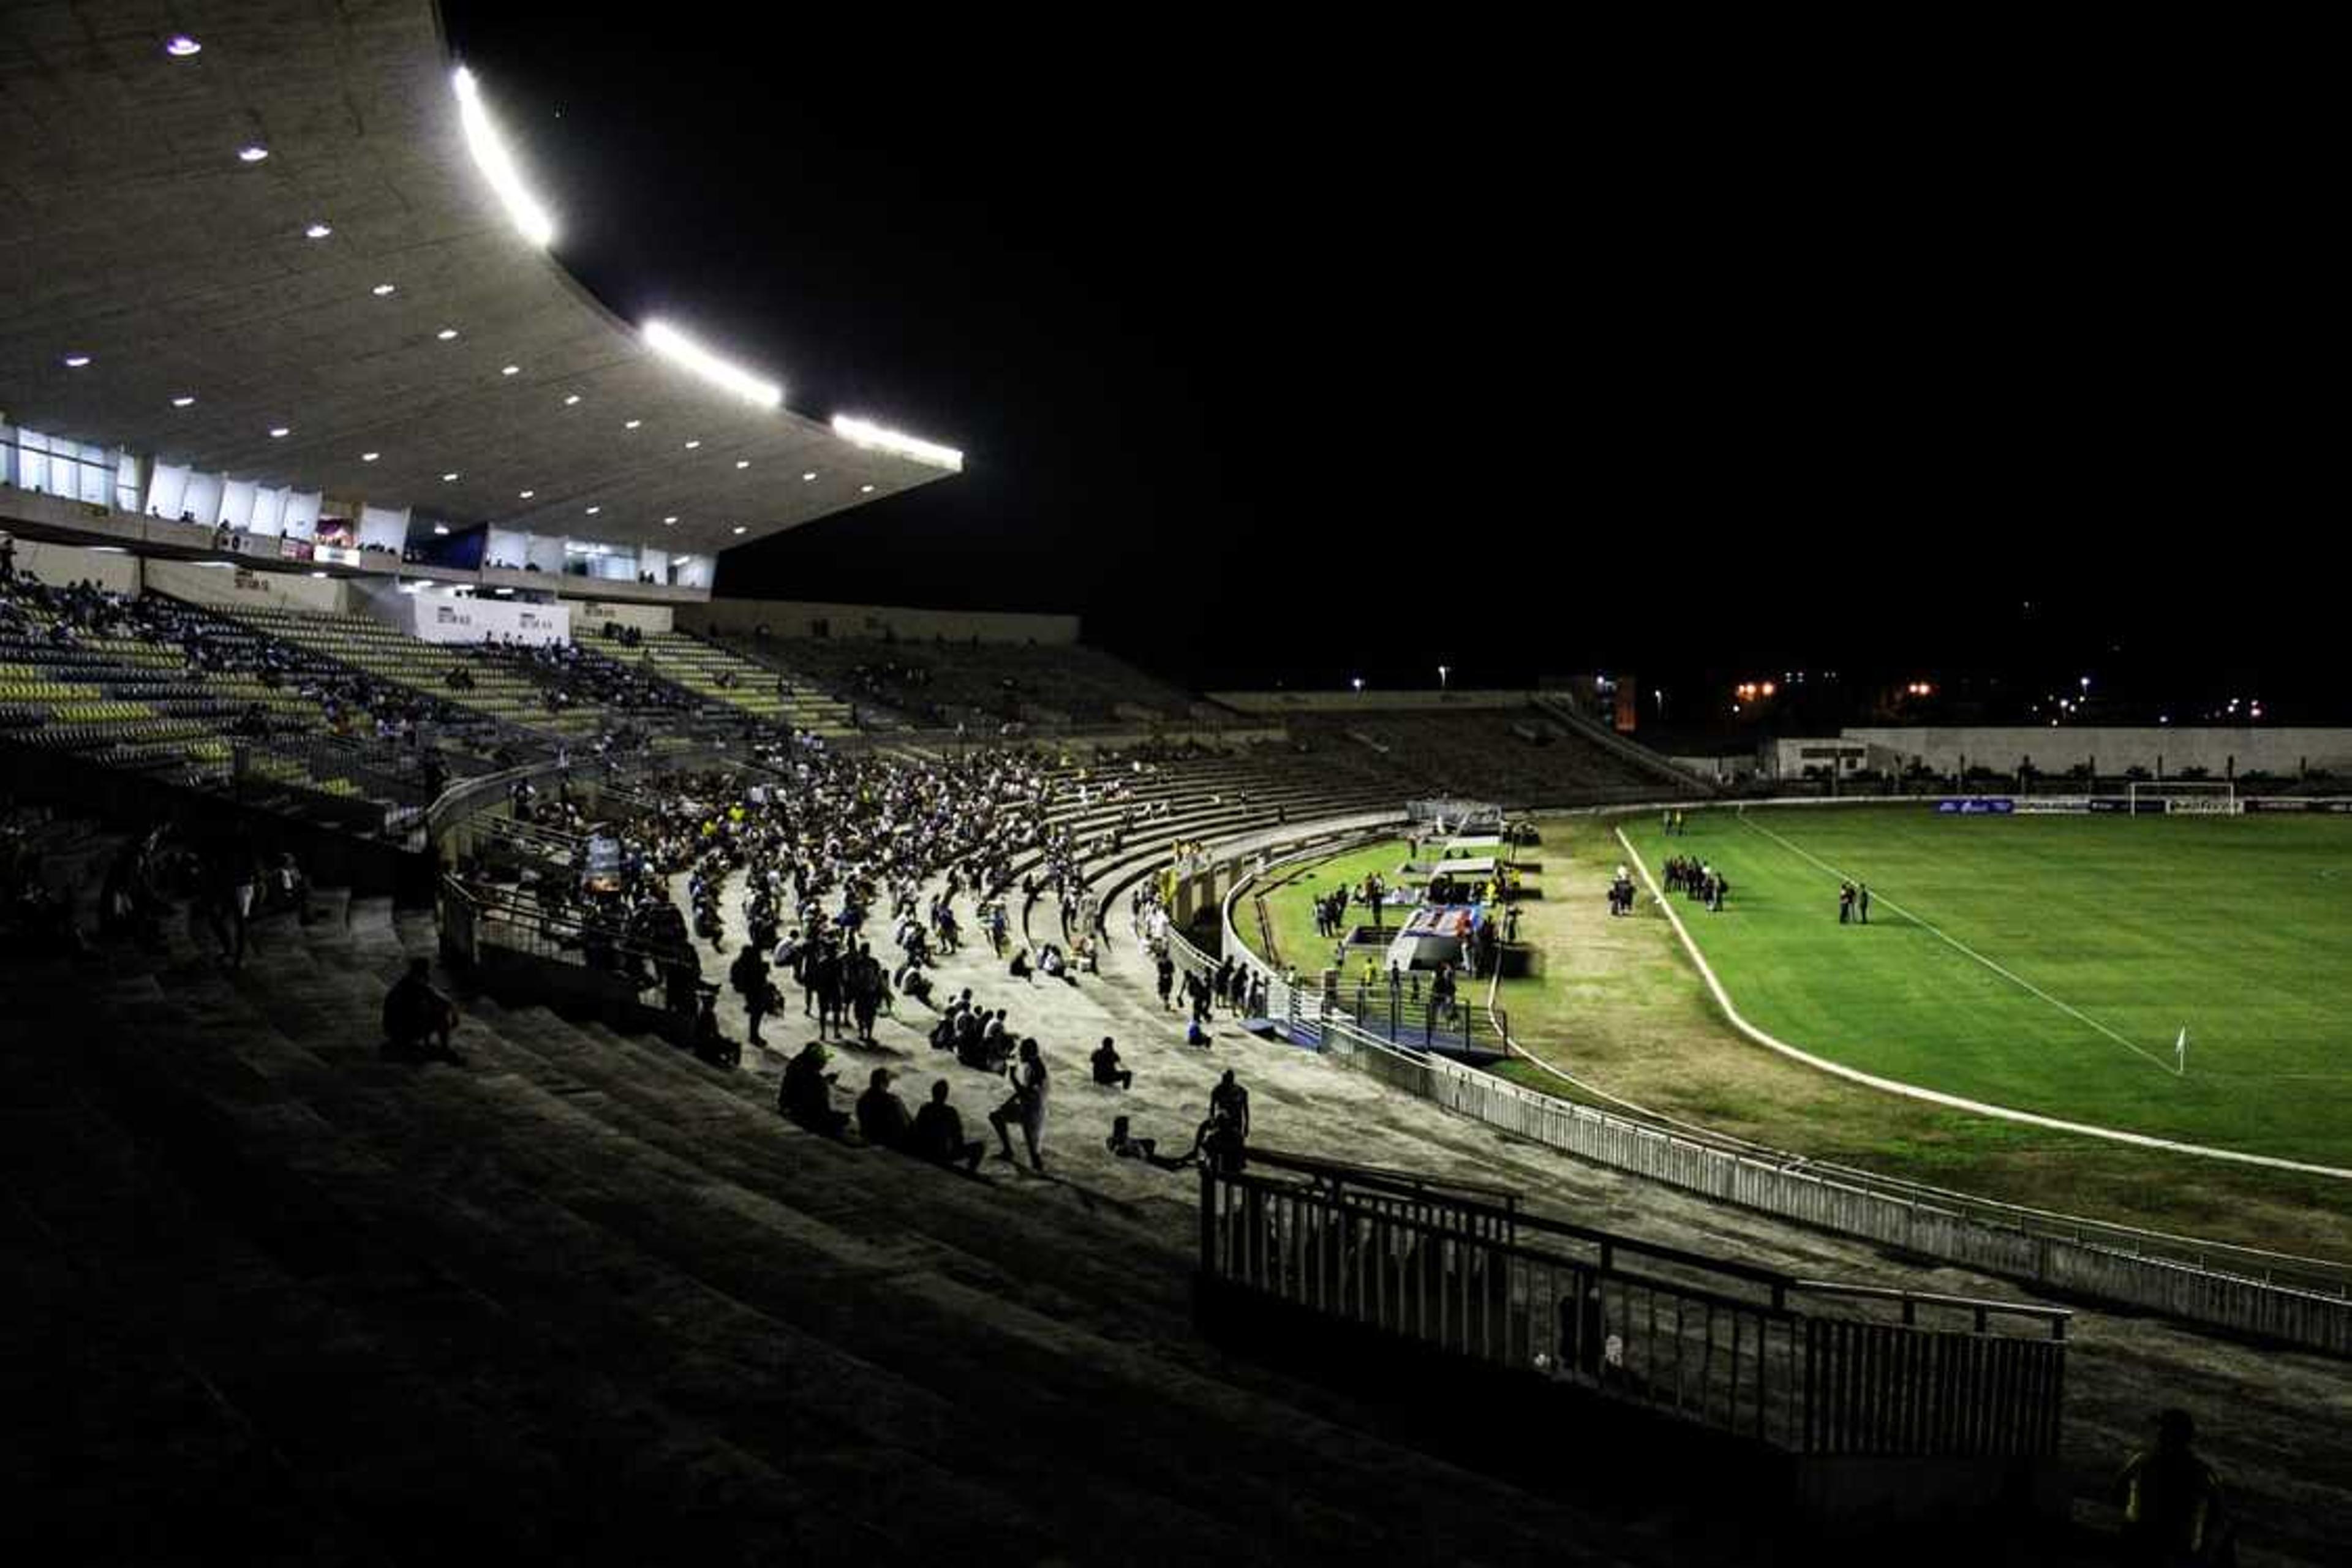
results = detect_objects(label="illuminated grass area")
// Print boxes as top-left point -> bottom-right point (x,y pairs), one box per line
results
1234,814 -> 2352,1257
1621,806 -> 2352,1169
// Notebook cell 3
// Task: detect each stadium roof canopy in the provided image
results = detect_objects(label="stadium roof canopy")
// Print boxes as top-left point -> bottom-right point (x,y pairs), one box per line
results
0,1 -> 960,563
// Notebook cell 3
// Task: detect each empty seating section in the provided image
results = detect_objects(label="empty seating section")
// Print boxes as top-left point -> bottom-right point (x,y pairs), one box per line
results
224,607 -> 619,738
636,630 -> 856,734
1281,707 -> 1665,805
741,635 -> 1208,731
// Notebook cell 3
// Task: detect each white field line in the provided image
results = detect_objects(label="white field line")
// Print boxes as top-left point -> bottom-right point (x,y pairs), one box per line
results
1613,824 -> 2352,1181
1730,810 -> 2180,1077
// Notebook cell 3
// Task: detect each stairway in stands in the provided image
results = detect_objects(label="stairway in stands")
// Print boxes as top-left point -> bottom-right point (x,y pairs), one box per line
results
4,878 -> 1694,1565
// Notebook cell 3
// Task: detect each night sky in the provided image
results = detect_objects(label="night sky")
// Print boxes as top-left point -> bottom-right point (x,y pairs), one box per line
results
439,9 -> 2330,725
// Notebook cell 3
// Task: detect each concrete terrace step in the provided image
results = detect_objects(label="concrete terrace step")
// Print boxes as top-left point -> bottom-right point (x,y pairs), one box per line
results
56,930 -> 1651,1563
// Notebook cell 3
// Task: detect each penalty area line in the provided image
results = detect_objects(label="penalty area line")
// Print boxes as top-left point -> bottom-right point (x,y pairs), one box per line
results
1731,811 -> 2181,1078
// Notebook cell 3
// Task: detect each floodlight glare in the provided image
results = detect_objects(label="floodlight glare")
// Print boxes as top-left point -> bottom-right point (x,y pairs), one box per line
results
831,415 -> 963,471
641,319 -> 783,409
453,67 -> 556,247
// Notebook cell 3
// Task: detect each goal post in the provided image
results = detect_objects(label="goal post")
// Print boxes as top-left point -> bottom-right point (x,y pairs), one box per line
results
2126,778 -> 2240,815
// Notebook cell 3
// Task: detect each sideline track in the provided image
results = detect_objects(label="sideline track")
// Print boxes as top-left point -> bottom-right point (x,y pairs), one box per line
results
1613,823 -> 2352,1181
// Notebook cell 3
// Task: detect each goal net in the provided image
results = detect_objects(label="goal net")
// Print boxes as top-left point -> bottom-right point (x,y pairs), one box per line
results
2125,779 -> 2240,815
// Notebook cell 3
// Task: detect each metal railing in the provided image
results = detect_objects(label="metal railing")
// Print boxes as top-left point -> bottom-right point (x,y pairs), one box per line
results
1202,1148 -> 2067,1458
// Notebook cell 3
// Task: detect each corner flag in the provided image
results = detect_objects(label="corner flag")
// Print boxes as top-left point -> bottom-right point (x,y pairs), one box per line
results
2175,1027 -> 2188,1076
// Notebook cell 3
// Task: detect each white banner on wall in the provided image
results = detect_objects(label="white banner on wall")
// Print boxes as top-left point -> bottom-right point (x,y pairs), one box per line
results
400,594 -> 571,646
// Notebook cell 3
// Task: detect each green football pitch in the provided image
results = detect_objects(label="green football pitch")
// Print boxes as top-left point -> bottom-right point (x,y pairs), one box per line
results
1620,806 -> 2352,1170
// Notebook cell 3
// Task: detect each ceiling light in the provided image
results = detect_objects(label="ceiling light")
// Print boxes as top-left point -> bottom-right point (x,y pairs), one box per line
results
172,394 -> 196,408
268,426 -> 290,438
437,327 -> 459,341
361,451 -> 379,462
62,353 -> 92,368
663,516 -> 678,525
305,222 -> 333,239
584,505 -> 601,514
734,459 -> 750,469
623,419 -> 641,429
641,318 -> 784,409
518,489 -> 535,499
432,524 -> 451,536
731,525 -> 747,535
165,36 -> 202,57
441,472 -> 459,481
452,66 -> 556,247
501,364 -> 520,376
833,415 -> 963,471
372,282 -> 397,296
801,470 -> 816,482
238,145 -> 269,164
563,393 -> 581,406
861,483 -> 875,494
311,571 -> 330,579
684,439 -> 701,450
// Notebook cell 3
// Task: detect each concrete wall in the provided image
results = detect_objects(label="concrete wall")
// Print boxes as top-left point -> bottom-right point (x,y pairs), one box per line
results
567,597 -> 674,635
1842,726 -> 2352,778
1209,690 -> 1535,715
146,557 -> 354,614
2,537 -> 141,595
682,595 -> 1079,646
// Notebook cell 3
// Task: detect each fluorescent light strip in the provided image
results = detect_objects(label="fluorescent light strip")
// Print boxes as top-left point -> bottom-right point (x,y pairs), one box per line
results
452,67 -> 556,248
642,318 -> 783,409
832,415 -> 963,471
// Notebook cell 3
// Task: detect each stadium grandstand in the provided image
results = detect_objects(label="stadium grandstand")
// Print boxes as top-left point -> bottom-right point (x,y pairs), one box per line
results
3,6 -> 2346,1567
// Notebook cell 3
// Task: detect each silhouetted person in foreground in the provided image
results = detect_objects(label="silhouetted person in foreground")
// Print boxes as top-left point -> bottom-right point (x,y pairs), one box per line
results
777,1040 -> 848,1138
855,1067 -> 914,1150
911,1079 -> 984,1174
383,957 -> 461,1063
2115,1408 -> 2231,1566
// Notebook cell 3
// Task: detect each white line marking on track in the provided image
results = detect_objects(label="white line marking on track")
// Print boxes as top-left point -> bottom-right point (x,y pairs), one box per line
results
1731,810 -> 2180,1076
1613,823 -> 2352,1180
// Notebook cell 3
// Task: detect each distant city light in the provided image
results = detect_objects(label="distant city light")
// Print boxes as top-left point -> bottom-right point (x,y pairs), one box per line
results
643,318 -> 783,409
453,66 -> 556,247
